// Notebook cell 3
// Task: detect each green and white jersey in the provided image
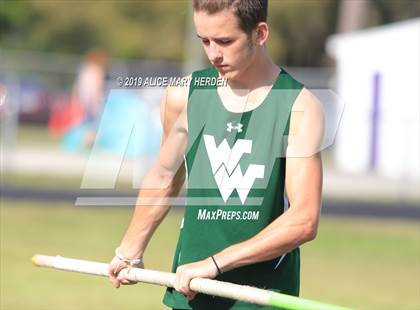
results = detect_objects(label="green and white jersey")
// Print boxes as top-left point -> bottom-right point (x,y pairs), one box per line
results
163,67 -> 303,310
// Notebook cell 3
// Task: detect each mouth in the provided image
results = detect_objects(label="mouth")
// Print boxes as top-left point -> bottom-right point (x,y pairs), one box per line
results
215,64 -> 229,71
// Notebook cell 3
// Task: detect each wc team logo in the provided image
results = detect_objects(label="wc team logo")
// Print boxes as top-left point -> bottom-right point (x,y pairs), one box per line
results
203,134 -> 265,204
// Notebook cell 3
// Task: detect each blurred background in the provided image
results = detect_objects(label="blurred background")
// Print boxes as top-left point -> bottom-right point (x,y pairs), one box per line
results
0,0 -> 419,309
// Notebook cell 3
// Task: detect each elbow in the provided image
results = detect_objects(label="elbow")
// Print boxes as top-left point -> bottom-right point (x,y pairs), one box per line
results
305,226 -> 318,242
287,213 -> 319,244
290,203 -> 320,243
301,220 -> 318,243
157,167 -> 185,195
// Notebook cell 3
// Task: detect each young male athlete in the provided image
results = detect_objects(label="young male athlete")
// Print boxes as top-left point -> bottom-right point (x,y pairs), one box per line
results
108,1 -> 323,309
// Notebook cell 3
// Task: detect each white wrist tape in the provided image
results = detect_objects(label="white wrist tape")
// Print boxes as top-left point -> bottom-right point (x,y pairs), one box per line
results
115,247 -> 143,266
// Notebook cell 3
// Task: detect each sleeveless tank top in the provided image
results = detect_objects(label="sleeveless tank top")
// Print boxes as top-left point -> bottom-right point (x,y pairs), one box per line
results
163,67 -> 303,310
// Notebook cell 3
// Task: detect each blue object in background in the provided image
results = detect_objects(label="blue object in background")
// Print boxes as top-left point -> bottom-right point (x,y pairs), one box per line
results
61,123 -> 89,151
62,89 -> 162,158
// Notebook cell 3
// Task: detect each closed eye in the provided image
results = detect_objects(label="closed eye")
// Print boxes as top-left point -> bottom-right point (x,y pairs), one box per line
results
196,34 -> 233,46
197,34 -> 210,45
216,39 -> 233,46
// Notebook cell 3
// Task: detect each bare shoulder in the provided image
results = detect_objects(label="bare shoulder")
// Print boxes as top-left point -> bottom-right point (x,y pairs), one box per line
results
159,75 -> 191,134
290,87 -> 323,133
292,87 -> 322,112
288,87 -> 324,157
161,75 -> 191,116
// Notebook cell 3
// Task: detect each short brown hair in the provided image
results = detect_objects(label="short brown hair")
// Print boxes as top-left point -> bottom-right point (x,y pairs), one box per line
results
193,0 -> 268,35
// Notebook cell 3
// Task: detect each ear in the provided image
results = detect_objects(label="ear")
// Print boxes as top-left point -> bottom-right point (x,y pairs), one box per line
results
254,22 -> 269,46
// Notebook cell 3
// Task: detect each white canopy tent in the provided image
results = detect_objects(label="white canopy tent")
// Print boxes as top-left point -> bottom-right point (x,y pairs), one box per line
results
327,18 -> 420,180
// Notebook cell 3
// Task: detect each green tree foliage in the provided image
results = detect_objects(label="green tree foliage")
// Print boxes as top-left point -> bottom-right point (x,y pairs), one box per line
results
267,0 -> 338,66
0,0 -> 189,60
0,0 -> 418,66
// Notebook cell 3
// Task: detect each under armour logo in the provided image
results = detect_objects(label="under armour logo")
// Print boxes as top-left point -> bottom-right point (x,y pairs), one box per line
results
226,122 -> 243,133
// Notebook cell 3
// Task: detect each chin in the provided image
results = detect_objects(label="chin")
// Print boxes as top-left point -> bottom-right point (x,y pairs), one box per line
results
225,71 -> 243,83
217,68 -> 236,80
220,71 -> 230,79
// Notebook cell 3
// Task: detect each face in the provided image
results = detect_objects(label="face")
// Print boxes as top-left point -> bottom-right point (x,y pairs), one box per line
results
193,9 -> 256,80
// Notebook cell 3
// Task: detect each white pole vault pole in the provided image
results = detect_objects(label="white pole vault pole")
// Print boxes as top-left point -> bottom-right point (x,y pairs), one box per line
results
32,254 -> 349,310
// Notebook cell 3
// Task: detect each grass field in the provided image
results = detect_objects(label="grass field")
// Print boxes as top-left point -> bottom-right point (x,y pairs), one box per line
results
15,124 -> 61,147
1,200 -> 419,310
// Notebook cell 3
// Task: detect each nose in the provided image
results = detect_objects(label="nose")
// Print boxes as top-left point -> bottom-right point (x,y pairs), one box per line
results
208,42 -> 222,64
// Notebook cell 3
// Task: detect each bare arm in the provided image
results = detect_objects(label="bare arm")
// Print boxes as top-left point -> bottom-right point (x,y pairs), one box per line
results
118,85 -> 189,259
108,82 -> 189,287
214,154 -> 322,269
174,88 -> 324,299
214,88 -> 323,268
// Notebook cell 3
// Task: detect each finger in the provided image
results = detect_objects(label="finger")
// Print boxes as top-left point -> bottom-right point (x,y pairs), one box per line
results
187,292 -> 197,301
174,279 -> 187,295
108,264 -> 123,288
109,275 -> 121,288
115,261 -> 129,275
120,278 -> 131,285
180,276 -> 192,296
108,270 -> 121,288
113,279 -> 121,288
